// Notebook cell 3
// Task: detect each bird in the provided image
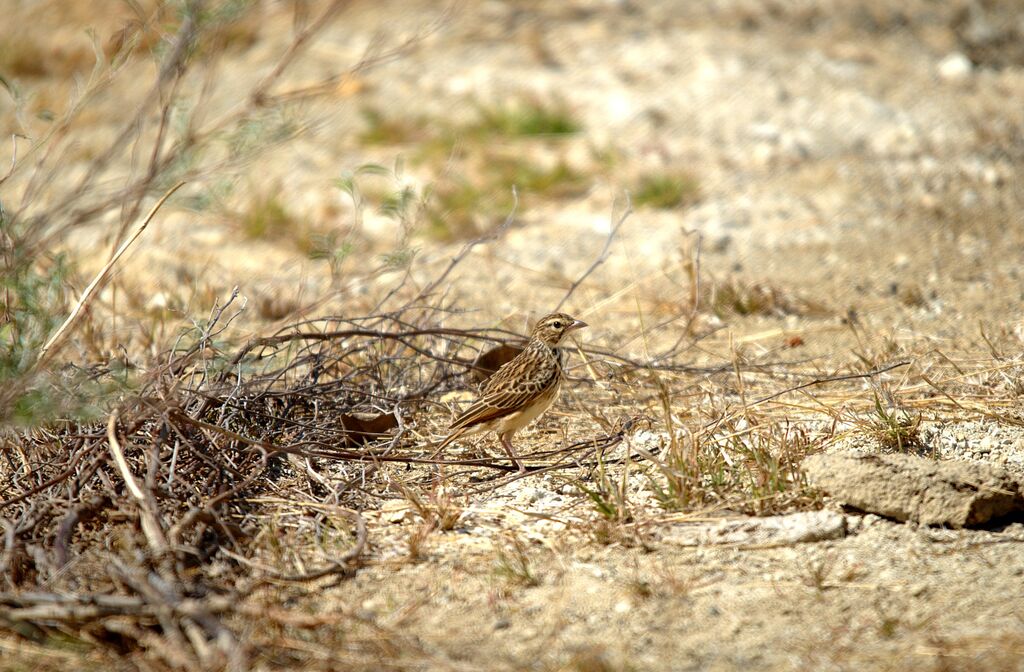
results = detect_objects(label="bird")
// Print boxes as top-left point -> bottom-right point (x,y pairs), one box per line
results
435,312 -> 588,472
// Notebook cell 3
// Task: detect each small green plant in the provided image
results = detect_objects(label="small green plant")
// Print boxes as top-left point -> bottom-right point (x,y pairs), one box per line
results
424,156 -> 587,240
407,99 -> 582,167
632,172 -> 700,209
642,376 -> 716,511
574,453 -> 654,547
732,424 -> 813,511
238,191 -> 295,241
868,389 -> 921,451
493,532 -> 540,587
358,106 -> 428,145
641,375 -> 816,515
0,254 -> 69,372
0,231 -> 121,425
334,161 -> 426,262
424,178 -> 490,240
307,233 -> 354,279
472,99 -> 581,137
800,554 -> 836,593
356,97 -> 591,240
576,456 -> 633,524
590,144 -> 624,172
504,158 -> 587,197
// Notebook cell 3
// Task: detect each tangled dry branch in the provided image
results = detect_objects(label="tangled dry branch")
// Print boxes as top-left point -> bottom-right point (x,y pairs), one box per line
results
0,291 -> 656,668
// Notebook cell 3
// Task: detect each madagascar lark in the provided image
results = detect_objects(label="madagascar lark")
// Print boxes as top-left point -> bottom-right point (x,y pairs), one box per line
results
437,312 -> 588,472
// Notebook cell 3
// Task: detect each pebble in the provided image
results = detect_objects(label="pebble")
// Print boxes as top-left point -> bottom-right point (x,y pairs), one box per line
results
937,53 -> 973,82
147,292 -> 170,312
912,421 -> 1024,472
521,487 -> 544,504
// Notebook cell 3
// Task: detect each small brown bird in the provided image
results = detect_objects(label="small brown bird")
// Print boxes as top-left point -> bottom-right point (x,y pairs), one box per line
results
436,312 -> 588,472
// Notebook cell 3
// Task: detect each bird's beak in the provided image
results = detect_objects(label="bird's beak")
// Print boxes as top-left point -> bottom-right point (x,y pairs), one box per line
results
569,319 -> 588,332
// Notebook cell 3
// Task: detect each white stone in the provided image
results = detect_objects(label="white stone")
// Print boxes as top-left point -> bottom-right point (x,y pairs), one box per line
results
938,53 -> 973,82
977,436 -> 995,454
147,292 -> 170,311
662,510 -> 847,547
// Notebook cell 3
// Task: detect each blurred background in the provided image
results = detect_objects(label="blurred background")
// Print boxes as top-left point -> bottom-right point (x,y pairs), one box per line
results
3,0 -> 1023,372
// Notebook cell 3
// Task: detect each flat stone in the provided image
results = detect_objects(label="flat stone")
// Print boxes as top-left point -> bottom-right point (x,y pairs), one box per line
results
380,500 -> 413,524
662,510 -> 847,547
803,452 -> 1024,528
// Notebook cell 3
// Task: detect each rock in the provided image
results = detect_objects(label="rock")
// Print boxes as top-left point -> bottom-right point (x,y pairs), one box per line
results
519,487 -> 544,504
380,500 -> 413,524
937,53 -> 972,82
803,453 -> 1024,528
977,436 -> 995,454
846,513 -> 882,534
662,510 -> 847,547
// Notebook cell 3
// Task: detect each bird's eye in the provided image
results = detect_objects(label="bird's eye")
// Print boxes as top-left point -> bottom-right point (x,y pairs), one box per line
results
552,321 -> 562,329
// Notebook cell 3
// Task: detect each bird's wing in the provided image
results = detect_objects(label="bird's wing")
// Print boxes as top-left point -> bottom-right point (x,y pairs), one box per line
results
448,347 -> 559,431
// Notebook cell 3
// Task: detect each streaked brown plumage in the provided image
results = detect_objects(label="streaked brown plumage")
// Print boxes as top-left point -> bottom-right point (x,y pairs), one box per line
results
436,312 -> 588,472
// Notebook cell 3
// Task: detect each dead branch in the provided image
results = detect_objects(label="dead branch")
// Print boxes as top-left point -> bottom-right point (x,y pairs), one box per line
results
35,181 -> 184,366
555,192 -> 633,311
745,360 -> 913,408
416,187 -> 518,303
260,508 -> 367,583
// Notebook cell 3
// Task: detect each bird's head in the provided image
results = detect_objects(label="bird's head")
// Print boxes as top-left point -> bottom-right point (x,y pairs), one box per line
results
530,312 -> 588,347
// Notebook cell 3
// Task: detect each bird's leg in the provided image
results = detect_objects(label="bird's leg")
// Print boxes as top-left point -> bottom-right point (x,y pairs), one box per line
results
499,432 -> 526,473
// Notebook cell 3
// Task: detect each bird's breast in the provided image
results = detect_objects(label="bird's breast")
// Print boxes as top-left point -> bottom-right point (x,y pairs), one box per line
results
495,379 -> 561,434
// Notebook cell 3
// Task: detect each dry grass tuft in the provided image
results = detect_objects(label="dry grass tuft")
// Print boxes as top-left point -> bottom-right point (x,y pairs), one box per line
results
0,34 -> 96,79
707,277 -> 829,318
494,532 -> 541,587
